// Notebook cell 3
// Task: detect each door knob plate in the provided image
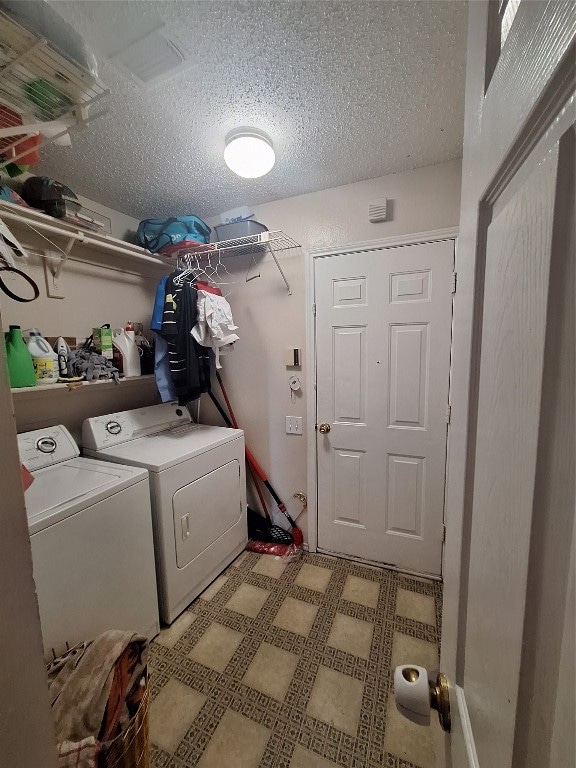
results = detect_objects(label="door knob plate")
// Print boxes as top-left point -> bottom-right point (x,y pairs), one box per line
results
429,672 -> 451,732
394,665 -> 451,732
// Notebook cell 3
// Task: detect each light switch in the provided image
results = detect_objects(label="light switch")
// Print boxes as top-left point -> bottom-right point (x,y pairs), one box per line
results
284,348 -> 301,367
285,416 -> 303,435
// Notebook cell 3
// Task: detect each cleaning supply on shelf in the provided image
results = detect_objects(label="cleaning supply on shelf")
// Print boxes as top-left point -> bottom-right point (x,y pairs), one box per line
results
112,328 -> 141,378
124,320 -> 135,342
26,329 -> 58,383
5,325 -> 36,387
92,325 -> 113,359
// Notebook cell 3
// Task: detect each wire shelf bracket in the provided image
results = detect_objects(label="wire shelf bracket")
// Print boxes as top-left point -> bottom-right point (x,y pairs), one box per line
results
0,9 -> 109,172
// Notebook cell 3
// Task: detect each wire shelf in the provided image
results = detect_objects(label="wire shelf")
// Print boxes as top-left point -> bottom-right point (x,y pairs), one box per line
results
168,231 -> 300,294
169,230 -> 301,261
0,9 -> 109,170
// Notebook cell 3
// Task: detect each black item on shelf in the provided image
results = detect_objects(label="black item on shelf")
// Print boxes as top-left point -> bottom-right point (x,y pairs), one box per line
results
20,175 -> 81,218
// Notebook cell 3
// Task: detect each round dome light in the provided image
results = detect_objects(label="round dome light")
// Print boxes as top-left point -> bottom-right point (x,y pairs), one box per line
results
224,128 -> 275,178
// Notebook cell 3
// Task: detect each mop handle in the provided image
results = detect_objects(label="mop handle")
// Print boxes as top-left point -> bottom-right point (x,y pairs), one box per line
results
215,373 -> 297,528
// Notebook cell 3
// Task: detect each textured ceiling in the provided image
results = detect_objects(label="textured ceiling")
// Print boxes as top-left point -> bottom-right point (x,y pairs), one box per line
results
38,1 -> 467,219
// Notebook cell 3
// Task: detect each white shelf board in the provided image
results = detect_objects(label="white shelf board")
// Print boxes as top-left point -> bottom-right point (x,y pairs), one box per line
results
11,373 -> 156,399
0,200 -> 168,270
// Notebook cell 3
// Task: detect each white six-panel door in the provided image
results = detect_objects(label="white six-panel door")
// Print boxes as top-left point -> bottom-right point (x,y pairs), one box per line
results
315,238 -> 454,575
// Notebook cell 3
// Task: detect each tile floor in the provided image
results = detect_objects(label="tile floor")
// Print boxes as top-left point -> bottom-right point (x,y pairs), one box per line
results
149,551 -> 442,768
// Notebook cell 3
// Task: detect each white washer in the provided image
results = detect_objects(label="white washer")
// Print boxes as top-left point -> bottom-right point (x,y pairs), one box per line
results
18,425 -> 160,659
82,403 -> 247,625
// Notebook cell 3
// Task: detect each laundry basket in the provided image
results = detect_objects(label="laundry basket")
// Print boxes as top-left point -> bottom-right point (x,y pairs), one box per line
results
99,675 -> 150,768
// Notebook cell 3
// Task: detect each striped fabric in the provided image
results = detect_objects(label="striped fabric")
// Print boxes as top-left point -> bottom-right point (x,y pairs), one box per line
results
57,737 -> 99,768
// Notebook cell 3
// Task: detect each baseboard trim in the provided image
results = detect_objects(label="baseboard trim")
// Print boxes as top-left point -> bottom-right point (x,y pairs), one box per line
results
316,547 -> 443,582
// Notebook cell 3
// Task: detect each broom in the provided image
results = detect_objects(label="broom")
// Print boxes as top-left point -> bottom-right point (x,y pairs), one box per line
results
210,372 -> 304,557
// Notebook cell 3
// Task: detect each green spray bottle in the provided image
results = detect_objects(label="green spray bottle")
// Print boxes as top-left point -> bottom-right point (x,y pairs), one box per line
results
5,325 -> 36,388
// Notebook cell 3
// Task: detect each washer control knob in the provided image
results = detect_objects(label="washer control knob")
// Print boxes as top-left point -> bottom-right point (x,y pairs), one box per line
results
36,436 -> 57,454
106,421 -> 122,435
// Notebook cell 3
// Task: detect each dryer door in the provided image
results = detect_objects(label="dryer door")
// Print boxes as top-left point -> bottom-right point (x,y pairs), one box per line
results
173,460 -> 242,568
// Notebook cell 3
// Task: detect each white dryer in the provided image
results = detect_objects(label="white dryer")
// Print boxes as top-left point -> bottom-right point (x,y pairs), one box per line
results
18,425 -> 160,659
82,403 -> 247,624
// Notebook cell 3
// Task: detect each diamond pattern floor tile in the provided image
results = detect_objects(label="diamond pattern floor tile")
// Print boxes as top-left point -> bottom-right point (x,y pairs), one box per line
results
149,551 -> 442,768
306,665 -> 364,736
225,583 -> 271,618
242,642 -> 299,702
150,679 -> 206,753
188,622 -> 244,673
327,612 -> 373,660
341,574 -> 380,608
196,709 -> 270,768
272,596 -> 319,637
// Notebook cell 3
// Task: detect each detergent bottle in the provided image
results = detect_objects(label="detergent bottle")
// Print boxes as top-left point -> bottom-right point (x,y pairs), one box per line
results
5,325 -> 36,388
112,327 -> 141,378
26,329 -> 58,384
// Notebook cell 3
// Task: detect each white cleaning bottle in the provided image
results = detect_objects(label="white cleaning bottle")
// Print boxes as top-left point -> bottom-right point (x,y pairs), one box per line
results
27,329 -> 58,384
112,328 -> 141,378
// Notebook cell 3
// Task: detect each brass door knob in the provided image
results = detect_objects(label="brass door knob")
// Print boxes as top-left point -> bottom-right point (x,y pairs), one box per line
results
318,423 -> 331,434
394,665 -> 451,732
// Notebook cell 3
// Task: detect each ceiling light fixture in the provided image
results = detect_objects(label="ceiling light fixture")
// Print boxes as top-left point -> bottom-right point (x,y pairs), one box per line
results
224,127 -> 275,179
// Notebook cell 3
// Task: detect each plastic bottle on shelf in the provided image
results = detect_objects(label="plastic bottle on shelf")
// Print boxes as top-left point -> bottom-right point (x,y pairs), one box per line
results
5,326 -> 36,388
26,329 -> 58,384
125,320 -> 135,342
112,328 -> 141,378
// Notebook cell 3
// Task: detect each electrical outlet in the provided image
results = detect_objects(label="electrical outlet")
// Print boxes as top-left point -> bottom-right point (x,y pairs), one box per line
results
285,416 -> 303,435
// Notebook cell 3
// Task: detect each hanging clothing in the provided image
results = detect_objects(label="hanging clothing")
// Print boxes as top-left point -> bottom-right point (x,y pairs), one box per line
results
191,286 -> 239,369
160,273 -> 211,403
150,275 -> 168,332
151,275 -> 176,402
153,335 -> 177,402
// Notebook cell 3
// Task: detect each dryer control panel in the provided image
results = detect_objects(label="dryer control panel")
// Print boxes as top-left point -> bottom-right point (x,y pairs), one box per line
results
82,402 -> 191,450
17,425 -> 79,471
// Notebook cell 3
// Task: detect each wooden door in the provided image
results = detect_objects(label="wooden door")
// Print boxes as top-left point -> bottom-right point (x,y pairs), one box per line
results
439,2 -> 575,766
315,236 -> 454,575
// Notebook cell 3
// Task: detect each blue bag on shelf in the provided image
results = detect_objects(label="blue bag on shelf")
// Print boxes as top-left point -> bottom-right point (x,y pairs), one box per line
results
136,216 -> 211,252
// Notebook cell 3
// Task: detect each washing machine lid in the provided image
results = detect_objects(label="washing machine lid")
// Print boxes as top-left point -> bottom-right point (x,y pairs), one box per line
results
86,424 -> 244,472
24,457 -> 148,535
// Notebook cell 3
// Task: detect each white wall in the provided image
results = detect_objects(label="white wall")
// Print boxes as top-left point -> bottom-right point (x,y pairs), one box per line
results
202,159 -> 462,539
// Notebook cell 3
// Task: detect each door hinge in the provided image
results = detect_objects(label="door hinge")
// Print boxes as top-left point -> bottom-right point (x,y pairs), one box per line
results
313,303 -> 317,315
451,272 -> 457,294
446,403 -> 452,424
442,524 -> 447,544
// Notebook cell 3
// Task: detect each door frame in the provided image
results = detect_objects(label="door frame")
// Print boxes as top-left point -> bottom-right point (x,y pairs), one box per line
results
305,227 -> 459,565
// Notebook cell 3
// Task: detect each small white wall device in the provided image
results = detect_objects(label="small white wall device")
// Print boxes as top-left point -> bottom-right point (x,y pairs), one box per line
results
284,347 -> 301,367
